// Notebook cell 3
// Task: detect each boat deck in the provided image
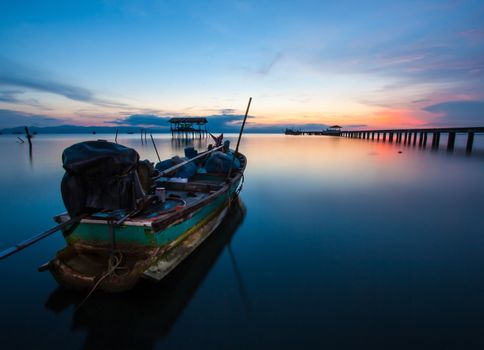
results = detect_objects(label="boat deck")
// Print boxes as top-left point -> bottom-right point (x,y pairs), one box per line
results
55,174 -> 229,227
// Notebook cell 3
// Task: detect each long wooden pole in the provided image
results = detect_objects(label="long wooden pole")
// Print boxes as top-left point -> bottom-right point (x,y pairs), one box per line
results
234,97 -> 252,156
153,145 -> 224,180
226,97 -> 252,179
0,213 -> 89,260
150,133 -> 161,162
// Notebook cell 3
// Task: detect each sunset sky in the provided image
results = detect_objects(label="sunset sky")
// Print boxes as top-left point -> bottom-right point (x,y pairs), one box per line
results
1,0 -> 483,131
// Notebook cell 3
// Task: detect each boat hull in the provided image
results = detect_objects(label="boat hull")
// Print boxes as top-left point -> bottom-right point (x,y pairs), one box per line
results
48,176 -> 243,293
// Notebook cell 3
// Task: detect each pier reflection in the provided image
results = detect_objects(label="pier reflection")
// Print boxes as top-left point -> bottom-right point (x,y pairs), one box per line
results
44,198 -> 247,350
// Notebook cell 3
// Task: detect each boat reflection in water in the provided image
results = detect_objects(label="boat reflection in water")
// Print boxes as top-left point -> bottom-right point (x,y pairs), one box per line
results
45,198 -> 247,349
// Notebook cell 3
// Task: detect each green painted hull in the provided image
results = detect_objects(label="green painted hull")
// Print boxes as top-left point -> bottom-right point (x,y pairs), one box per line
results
65,178 -> 241,249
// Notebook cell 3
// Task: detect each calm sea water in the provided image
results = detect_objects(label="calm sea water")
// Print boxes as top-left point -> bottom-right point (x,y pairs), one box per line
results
0,133 -> 483,349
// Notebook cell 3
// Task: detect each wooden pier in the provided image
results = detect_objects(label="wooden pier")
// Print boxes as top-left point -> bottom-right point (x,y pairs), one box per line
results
169,117 -> 208,138
285,125 -> 342,136
340,127 -> 483,154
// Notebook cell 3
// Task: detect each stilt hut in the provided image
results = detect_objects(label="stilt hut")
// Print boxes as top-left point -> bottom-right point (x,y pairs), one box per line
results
169,117 -> 208,138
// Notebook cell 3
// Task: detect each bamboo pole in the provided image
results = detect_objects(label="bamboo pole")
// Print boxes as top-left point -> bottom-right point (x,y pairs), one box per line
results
153,145 -> 224,180
0,213 -> 89,260
150,133 -> 161,162
226,97 -> 252,180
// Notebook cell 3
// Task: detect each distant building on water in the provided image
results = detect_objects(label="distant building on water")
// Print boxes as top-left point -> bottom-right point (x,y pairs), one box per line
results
169,117 -> 208,138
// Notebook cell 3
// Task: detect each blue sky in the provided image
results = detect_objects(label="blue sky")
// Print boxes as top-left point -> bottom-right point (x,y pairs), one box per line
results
0,0 -> 483,130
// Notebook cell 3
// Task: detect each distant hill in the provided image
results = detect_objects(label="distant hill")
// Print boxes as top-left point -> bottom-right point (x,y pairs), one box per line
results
0,124 -> 293,134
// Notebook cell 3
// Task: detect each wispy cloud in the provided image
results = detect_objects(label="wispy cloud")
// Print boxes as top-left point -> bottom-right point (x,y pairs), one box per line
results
110,114 -> 170,127
305,18 -> 484,92
257,52 -> 283,75
0,89 -> 48,109
0,90 -> 22,103
109,113 -> 257,132
0,57 -> 126,108
345,124 -> 368,128
423,100 -> 484,125
459,29 -> 484,45
412,98 -> 432,104
218,108 -> 237,114
0,109 -> 64,128
203,108 -> 238,115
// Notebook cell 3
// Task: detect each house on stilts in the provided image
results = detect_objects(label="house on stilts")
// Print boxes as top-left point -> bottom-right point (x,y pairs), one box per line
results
169,117 -> 208,138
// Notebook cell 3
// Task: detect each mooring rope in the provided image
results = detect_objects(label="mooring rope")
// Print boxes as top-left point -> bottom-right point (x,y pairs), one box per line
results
228,173 -> 244,209
76,251 -> 125,310
235,173 -> 244,197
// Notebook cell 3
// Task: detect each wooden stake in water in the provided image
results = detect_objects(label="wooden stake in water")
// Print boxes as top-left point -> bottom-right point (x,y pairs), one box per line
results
150,133 -> 161,162
24,127 -> 32,148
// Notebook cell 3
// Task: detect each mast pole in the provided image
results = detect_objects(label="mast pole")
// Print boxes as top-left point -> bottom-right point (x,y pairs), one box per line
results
226,97 -> 252,180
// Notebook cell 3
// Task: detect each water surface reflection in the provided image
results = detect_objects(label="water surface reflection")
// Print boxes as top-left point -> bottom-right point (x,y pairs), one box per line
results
0,133 -> 483,349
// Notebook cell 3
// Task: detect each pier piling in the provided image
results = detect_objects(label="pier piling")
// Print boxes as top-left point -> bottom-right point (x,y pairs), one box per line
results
466,132 -> 474,154
431,132 -> 439,149
338,127 -> 483,154
447,132 -> 456,152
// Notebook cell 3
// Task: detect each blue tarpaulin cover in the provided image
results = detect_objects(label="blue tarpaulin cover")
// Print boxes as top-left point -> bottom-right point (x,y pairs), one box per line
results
155,156 -> 197,178
205,151 -> 240,173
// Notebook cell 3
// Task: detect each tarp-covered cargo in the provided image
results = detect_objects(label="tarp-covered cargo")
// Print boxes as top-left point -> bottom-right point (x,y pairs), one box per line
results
61,140 -> 145,216
205,151 -> 240,174
155,155 -> 198,179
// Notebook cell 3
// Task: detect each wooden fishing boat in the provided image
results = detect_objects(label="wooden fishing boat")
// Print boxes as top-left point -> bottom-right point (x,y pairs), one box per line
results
0,98 -> 252,294
45,146 -> 247,293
